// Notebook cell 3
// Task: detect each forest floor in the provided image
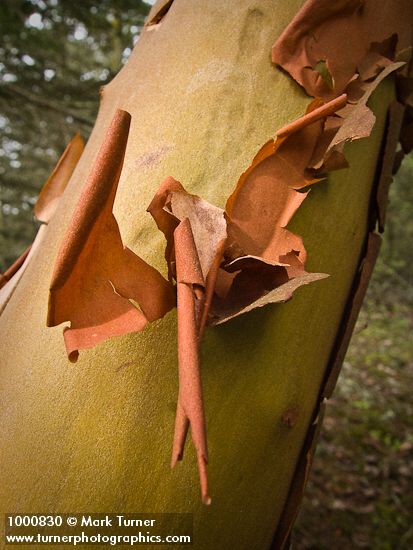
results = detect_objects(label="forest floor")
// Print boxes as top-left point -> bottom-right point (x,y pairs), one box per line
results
293,267 -> 413,549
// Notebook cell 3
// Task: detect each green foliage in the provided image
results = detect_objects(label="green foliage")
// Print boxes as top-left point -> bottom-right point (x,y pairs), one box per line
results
372,155 -> 413,303
0,0 -> 150,270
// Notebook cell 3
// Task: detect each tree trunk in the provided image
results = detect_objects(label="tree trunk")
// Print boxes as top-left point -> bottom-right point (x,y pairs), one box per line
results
0,1 -> 410,548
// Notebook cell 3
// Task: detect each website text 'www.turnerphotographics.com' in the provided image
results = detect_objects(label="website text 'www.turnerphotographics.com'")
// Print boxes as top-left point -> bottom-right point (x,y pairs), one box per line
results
4,514 -> 193,546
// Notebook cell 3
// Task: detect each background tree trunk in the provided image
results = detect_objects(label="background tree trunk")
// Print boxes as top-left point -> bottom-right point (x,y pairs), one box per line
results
0,0 -> 404,548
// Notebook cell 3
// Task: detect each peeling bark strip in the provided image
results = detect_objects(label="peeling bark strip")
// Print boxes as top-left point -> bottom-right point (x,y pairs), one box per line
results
173,219 -> 210,505
34,133 -> 85,223
0,245 -> 31,290
47,109 -> 175,362
272,0 -> 413,100
0,226 -> 49,316
275,93 -> 347,138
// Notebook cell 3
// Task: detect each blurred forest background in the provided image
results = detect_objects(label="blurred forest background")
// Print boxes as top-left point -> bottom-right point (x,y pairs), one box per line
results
0,1 -> 412,548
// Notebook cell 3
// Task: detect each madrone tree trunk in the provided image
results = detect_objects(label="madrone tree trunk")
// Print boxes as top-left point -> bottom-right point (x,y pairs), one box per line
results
0,1 -> 411,548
